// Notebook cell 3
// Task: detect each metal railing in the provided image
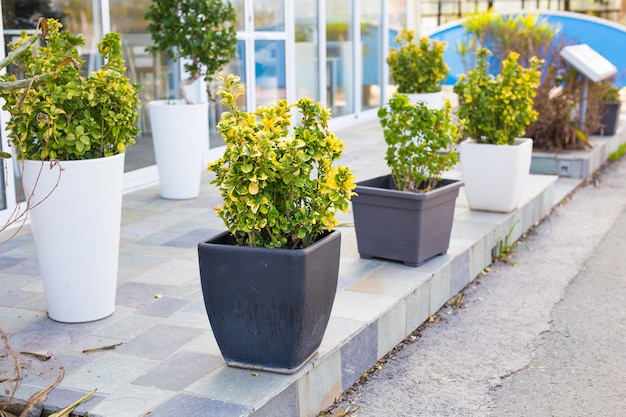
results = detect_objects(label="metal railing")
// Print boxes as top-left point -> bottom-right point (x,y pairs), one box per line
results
422,0 -> 623,26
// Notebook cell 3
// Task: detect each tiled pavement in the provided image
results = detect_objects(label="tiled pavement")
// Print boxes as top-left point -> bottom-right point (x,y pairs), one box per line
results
1,115 -> 625,417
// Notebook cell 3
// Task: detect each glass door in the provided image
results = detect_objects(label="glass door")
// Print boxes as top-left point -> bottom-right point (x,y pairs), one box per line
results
251,0 -> 287,106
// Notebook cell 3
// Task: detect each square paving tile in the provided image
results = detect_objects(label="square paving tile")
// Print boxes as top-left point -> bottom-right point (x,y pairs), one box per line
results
148,393 -> 252,417
114,324 -> 204,360
132,350 -> 222,391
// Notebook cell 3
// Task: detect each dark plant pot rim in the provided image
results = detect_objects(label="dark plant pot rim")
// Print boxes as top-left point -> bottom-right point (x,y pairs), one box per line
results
355,174 -> 463,200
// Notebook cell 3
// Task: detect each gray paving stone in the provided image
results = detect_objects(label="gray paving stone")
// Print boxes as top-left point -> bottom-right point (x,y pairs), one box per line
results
132,350 -> 222,391
297,349 -> 341,417
163,228 -> 219,248
0,289 -> 41,308
377,299 -> 407,356
0,256 -> 22,269
450,249 -> 471,295
136,297 -> 191,318
87,384 -> 175,417
45,387 -> 105,415
115,324 -> 204,360
340,321 -> 377,391
429,265 -> 452,316
116,282 -> 182,308
59,352 -> 158,395
252,383 -> 298,417
148,393 -> 252,417
186,365 -> 293,408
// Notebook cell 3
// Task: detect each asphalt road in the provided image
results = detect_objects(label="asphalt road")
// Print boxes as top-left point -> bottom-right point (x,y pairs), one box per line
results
324,155 -> 626,417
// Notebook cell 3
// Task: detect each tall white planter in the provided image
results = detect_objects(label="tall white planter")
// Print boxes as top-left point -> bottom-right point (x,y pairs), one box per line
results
22,154 -> 125,323
406,91 -> 444,109
460,138 -> 533,213
149,100 -> 208,199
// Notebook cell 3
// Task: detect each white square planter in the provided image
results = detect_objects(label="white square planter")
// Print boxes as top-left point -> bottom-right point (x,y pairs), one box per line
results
459,138 -> 533,213
405,91 -> 444,110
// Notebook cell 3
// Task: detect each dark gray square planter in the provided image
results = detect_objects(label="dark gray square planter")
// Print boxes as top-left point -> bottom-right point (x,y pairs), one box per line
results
594,101 -> 621,136
352,175 -> 462,267
197,230 -> 341,374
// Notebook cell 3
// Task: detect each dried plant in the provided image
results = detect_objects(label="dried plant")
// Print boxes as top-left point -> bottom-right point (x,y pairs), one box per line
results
525,39 -> 603,151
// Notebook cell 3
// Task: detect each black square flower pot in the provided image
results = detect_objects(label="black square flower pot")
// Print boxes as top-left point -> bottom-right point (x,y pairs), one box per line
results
352,175 -> 462,267
197,230 -> 341,374
594,101 -> 621,136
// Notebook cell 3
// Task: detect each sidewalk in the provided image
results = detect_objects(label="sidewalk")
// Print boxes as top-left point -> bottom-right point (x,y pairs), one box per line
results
0,117 -> 623,416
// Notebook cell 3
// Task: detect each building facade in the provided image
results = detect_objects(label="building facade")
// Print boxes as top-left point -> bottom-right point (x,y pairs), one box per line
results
0,0 -> 622,225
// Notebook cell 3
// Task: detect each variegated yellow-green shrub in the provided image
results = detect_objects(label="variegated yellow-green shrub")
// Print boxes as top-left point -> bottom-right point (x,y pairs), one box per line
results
387,29 -> 449,94
453,48 -> 542,145
208,74 -> 356,249
0,18 -> 140,161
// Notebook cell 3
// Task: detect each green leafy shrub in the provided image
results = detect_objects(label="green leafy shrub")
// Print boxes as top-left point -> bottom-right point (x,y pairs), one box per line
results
378,93 -> 459,192
387,29 -> 449,94
145,0 -> 237,102
453,48 -> 542,145
208,74 -> 356,249
0,18 -> 140,161
459,9 -> 555,72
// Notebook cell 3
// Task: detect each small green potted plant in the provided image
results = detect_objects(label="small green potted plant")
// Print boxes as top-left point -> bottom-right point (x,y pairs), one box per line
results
453,48 -> 542,212
593,81 -> 622,136
351,93 -> 462,267
0,18 -> 140,322
145,0 -> 237,199
197,74 -> 356,374
387,29 -> 449,109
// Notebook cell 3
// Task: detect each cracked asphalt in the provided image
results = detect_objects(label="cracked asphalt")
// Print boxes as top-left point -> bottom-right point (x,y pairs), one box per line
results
326,156 -> 626,417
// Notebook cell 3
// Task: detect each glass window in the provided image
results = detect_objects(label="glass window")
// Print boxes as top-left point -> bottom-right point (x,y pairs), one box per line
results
210,40 -> 246,148
2,0 -> 101,75
361,0 -> 382,109
110,0 -> 169,172
388,0 -> 408,96
326,0 -> 354,116
294,0 -> 318,101
230,0 -> 245,31
254,0 -> 284,31
255,40 -> 286,106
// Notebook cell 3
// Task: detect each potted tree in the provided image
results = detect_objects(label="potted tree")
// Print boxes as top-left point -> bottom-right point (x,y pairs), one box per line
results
351,94 -> 462,267
145,0 -> 237,199
0,18 -> 140,322
453,48 -> 542,212
387,29 -> 449,109
197,75 -> 356,374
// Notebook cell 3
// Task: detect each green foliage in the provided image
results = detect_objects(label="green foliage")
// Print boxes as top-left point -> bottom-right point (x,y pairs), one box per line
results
145,0 -> 237,100
609,143 -> 626,162
378,94 -> 460,192
598,82 -> 621,102
387,29 -> 449,94
459,9 -> 555,72
453,49 -> 542,145
208,74 -> 357,249
0,19 -> 140,161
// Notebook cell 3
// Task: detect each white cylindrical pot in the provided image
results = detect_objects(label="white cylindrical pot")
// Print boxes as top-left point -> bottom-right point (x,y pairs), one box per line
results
149,100 -> 208,199
460,138 -> 533,213
406,91 -> 444,110
22,154 -> 125,323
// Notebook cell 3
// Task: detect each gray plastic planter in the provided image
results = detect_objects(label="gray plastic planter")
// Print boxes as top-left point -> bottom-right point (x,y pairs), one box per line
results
594,101 -> 621,136
197,230 -> 341,374
352,175 -> 462,267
